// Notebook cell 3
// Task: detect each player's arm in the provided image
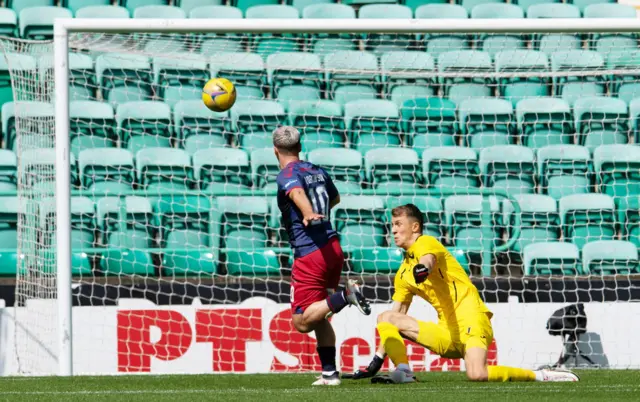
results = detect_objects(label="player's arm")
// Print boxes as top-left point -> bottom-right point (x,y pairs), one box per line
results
288,188 -> 324,226
413,254 -> 437,284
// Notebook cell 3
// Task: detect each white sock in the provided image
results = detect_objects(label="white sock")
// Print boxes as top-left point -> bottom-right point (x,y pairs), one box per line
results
375,351 -> 385,359
534,370 -> 544,382
397,363 -> 411,373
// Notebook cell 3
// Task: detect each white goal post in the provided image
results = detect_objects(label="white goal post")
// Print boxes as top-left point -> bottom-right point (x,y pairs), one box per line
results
38,17 -> 640,376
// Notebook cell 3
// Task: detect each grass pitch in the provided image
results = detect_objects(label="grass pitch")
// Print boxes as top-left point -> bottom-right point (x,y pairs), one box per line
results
0,370 -> 638,402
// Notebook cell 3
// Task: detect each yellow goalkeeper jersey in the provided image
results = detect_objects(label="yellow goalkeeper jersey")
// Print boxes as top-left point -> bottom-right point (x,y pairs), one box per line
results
392,236 -> 492,326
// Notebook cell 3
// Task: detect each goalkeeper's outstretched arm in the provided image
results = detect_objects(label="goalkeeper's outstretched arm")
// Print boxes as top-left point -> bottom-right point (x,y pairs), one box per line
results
351,301 -> 410,379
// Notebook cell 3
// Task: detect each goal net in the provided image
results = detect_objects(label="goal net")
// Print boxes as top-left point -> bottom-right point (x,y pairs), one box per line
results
4,20 -> 640,375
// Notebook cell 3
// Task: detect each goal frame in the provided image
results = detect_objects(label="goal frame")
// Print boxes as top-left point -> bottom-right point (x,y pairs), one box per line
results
52,17 -> 640,376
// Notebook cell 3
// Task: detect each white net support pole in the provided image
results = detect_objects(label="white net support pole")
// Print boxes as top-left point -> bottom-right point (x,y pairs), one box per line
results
54,21 -> 72,377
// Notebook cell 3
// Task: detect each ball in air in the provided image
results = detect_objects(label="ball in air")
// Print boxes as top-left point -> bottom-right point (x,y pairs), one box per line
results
202,77 -> 236,112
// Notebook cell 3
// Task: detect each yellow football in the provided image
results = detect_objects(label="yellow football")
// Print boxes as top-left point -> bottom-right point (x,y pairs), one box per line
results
202,77 -> 237,112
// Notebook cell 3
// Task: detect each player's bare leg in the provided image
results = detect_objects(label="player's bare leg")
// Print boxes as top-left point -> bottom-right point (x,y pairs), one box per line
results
465,346 -> 580,382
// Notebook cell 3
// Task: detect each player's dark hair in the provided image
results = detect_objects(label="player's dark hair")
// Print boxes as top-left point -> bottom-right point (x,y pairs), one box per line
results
391,204 -> 424,232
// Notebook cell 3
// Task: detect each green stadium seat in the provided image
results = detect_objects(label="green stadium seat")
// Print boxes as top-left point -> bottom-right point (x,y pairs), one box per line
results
595,36 -> 638,61
79,148 -> 135,192
174,100 -> 229,153
0,9 -> 17,37
594,144 -> 640,200
97,195 -> 153,248
0,196 -> 22,249
190,5 -> 242,19
479,145 -> 536,194
551,50 -> 605,103
427,36 -> 471,61
471,3 -> 523,18
380,51 -> 435,96
388,86 -> 435,108
496,50 -> 550,107
20,149 -> 76,190
0,251 -> 19,276
618,196 -> 640,247
153,194 -> 210,231
75,5 -> 130,18
324,51 -> 379,100
116,101 -> 171,148
292,0 -> 334,13
584,3 -> 636,18
312,38 -> 358,57
178,0 -> 223,14
210,52 -> 265,100
200,38 -> 243,54
607,51 -> 640,105
245,6 -> 300,57
231,100 -> 286,136
503,194 -> 559,252
266,52 -> 322,96
334,85 -> 378,107
359,4 -> 413,54
2,101 -> 54,150
332,195 -> 386,248
153,55 -> 207,105
246,4 -> 298,18
8,0 -> 52,15
516,97 -> 572,148
303,3 -> 354,18
215,196 -> 269,250
133,5 -> 186,18
416,3 -> 467,18
162,249 -> 217,276
165,229 -> 210,249
537,145 -> 591,200
422,147 -> 479,192
100,249 -> 155,276
96,53 -> 151,104
570,0 -> 614,12
559,193 -> 616,250
0,150 -> 17,191
344,100 -> 401,154
461,0 -> 504,14
308,148 -> 362,188
40,196 -> 96,249
232,0 -> 278,13
194,148 -> 251,193
277,86 -> 322,113
0,54 -> 35,112
70,101 -> 115,143
481,36 -> 525,61
438,50 -> 492,98
250,148 -> 281,191
573,96 -> 628,149
288,100 -> 344,152
121,0 -> 169,13
350,247 -> 403,274
401,97 -> 457,151
225,249 -> 281,276
527,3 -> 580,18
522,242 -> 581,275
447,83 -> 492,106
515,0 -> 561,11
365,148 -> 420,191
459,98 -> 514,149
444,195 -> 501,251
582,240 -> 639,275
136,147 -> 193,191
537,34 -> 581,54
19,6 -> 72,40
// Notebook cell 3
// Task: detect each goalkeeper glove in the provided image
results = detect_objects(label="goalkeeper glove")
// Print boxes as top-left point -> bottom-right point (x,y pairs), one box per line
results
352,355 -> 385,379
413,263 -> 430,284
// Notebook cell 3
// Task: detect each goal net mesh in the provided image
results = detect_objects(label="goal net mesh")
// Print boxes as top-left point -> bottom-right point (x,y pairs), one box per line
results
5,30 -> 640,374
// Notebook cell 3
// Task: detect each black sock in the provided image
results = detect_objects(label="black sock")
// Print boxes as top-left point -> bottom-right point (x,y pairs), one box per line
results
369,355 -> 385,372
317,346 -> 337,373
326,290 -> 348,314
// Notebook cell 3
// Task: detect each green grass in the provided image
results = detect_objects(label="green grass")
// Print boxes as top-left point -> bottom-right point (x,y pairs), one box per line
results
0,371 -> 638,402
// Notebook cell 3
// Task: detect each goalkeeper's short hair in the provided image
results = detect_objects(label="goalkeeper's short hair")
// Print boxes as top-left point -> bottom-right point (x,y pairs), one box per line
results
392,204 -> 424,233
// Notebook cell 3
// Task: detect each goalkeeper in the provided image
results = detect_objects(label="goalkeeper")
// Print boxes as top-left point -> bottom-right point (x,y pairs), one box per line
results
352,204 -> 579,383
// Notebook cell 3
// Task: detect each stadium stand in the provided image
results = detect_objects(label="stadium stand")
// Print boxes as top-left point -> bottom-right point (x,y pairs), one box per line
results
0,0 -> 636,278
